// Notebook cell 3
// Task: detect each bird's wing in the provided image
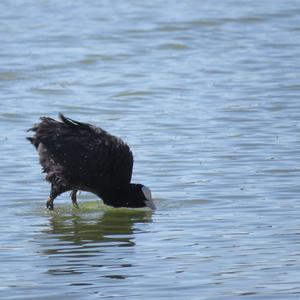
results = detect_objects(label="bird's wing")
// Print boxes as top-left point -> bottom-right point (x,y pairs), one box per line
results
27,114 -> 134,189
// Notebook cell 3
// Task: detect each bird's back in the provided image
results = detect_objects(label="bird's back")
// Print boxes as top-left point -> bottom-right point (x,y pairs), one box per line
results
27,114 -> 134,194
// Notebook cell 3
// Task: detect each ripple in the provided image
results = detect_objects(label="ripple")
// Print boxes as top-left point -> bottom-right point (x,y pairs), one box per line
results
2,0 -> 300,299
158,43 -> 190,50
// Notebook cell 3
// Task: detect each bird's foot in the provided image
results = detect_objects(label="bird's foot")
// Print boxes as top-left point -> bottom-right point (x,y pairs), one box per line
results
46,198 -> 54,210
70,190 -> 79,209
72,201 -> 79,209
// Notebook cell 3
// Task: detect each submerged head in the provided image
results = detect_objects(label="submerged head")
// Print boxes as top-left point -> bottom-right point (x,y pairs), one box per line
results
105,184 -> 156,210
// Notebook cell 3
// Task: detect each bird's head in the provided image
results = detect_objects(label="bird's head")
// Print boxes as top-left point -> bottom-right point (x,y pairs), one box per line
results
108,184 -> 156,210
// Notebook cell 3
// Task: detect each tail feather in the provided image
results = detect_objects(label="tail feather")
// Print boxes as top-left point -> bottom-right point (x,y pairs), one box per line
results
26,137 -> 34,143
59,113 -> 90,130
27,114 -> 91,147
26,136 -> 39,148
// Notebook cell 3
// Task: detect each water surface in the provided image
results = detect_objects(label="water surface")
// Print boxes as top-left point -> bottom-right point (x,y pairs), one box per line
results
1,0 -> 300,299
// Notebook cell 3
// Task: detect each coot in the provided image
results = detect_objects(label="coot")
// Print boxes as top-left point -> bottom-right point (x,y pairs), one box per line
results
27,114 -> 155,210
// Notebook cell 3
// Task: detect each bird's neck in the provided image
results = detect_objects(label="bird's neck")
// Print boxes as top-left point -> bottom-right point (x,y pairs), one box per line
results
98,184 -> 132,208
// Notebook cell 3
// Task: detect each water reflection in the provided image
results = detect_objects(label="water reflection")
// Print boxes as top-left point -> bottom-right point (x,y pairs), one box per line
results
40,206 -> 153,278
43,207 -> 152,250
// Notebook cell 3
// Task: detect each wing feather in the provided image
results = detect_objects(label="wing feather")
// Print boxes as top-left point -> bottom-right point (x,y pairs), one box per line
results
27,114 -> 134,192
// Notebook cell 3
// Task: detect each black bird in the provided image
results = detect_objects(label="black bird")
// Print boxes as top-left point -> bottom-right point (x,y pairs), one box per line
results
27,114 -> 155,210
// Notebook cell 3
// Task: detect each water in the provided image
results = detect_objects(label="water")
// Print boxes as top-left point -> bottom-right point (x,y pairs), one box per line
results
1,0 -> 300,299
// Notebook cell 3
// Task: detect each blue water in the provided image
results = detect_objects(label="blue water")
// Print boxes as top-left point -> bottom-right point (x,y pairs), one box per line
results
1,0 -> 300,299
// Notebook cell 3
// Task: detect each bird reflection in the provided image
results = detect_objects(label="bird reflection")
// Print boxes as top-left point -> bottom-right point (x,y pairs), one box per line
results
42,206 -> 153,257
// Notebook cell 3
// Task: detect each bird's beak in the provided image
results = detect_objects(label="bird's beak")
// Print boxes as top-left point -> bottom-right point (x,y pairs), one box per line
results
145,199 -> 156,210
142,186 -> 156,210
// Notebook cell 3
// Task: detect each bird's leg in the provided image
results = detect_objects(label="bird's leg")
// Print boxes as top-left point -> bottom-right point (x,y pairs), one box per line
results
46,184 -> 61,210
71,190 -> 79,209
46,196 -> 54,210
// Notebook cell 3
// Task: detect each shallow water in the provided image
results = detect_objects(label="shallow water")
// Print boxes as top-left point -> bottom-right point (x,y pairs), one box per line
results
1,0 -> 300,299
